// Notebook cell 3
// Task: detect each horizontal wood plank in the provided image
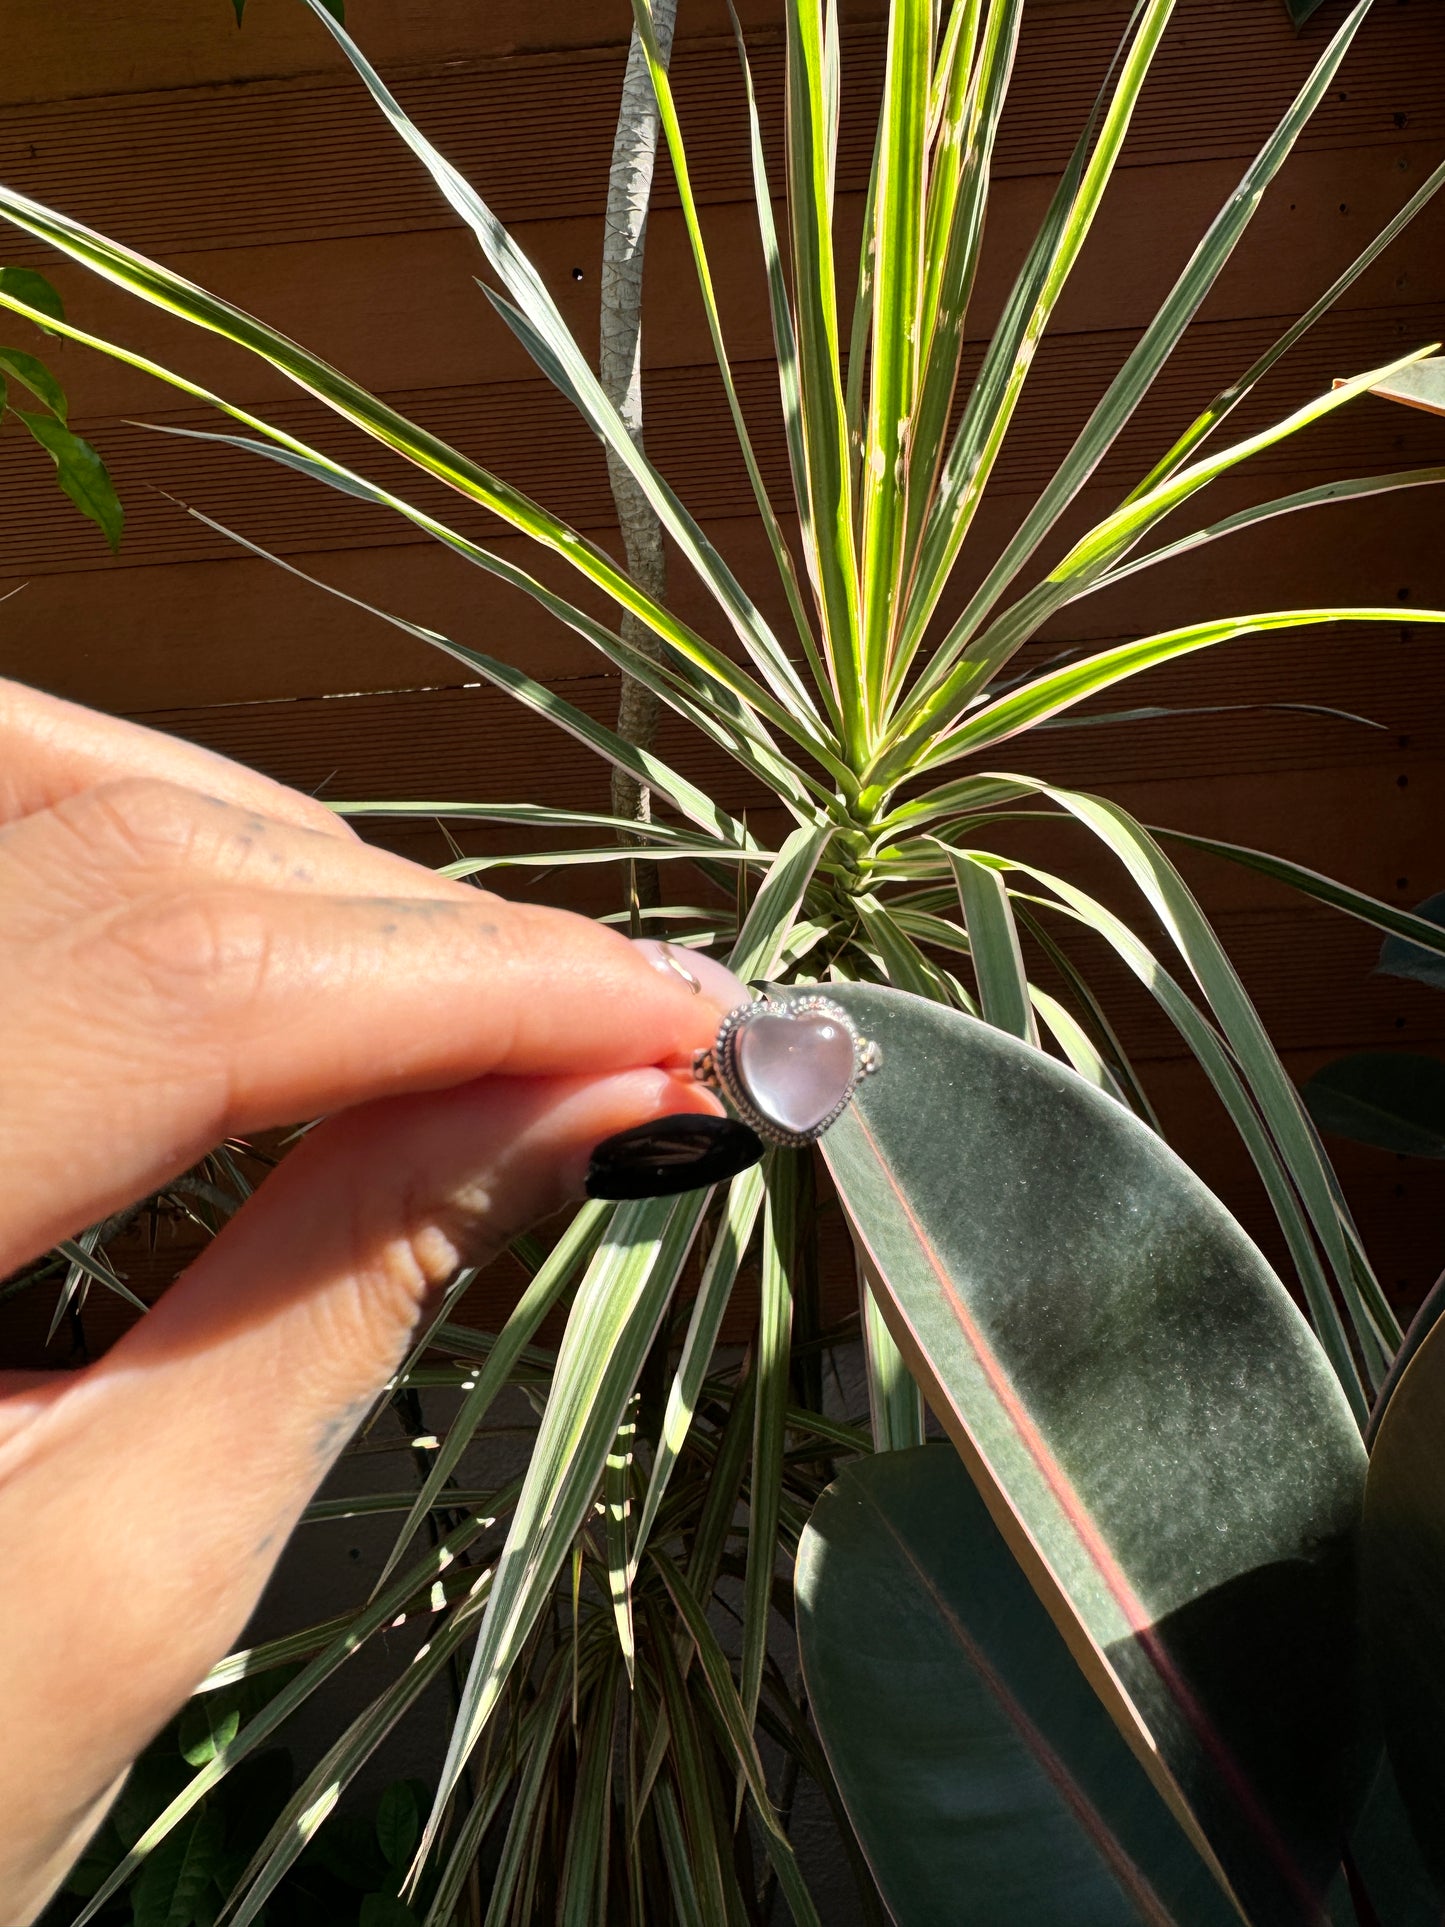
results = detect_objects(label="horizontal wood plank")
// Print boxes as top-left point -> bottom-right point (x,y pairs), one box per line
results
2,0 -> 1437,272
0,0 -> 816,108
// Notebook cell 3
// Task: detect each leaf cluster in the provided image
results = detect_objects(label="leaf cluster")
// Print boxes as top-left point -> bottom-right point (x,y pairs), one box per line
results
0,267 -> 122,551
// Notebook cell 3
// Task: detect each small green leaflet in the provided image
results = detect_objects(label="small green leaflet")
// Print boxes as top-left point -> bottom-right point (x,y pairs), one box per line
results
0,266 -> 64,327
13,408 -> 123,551
0,345 -> 67,418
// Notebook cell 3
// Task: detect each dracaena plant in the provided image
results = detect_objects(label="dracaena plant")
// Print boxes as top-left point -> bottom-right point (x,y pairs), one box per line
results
17,0 -> 1445,1920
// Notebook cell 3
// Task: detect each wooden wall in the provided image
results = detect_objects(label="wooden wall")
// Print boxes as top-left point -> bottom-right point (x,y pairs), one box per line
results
1,0 -> 1442,1362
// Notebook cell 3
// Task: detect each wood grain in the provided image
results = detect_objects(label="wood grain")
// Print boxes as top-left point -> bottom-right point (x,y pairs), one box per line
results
2,0 -> 1438,268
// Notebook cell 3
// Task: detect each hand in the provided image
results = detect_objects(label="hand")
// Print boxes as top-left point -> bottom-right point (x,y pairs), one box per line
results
0,677 -> 750,1920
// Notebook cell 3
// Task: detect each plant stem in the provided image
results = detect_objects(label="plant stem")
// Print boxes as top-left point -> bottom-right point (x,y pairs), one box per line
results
601,0 -> 680,910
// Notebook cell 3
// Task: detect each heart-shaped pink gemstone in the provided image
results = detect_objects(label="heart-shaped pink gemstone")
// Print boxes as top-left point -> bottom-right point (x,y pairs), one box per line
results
735,1011 -> 857,1135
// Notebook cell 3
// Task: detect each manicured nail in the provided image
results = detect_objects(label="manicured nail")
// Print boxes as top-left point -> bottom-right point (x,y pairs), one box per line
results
585,1113 -> 764,1200
633,938 -> 750,1012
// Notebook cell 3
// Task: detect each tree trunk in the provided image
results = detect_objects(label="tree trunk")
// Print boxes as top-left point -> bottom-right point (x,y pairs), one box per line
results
600,0 -> 679,908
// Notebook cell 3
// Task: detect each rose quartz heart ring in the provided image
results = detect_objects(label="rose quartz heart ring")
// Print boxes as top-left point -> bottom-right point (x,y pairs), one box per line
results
692,996 -> 882,1147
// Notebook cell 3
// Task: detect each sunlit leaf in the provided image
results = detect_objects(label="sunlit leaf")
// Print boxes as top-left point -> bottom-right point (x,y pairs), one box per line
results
912,0 -> 1369,668
782,0 -> 865,751
421,1195 -> 710,1866
1365,353 -> 1445,417
949,850 -> 1037,1043
632,1164 -> 765,1570
742,1151 -> 799,1732
1135,154 -> 1445,493
0,265 -> 64,326
296,0 -> 828,744
0,344 -> 67,417
178,1694 -> 240,1769
14,408 -> 122,550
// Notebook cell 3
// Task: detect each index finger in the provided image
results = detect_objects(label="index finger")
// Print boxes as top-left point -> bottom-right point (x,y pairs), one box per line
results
2,885 -> 734,1268
0,676 -> 355,839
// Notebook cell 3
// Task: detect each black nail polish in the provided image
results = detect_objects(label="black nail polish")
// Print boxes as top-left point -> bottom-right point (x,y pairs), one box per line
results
585,1113 -> 765,1200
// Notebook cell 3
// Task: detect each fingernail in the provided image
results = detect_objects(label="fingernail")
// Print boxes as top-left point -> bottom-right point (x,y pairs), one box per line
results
585,1113 -> 764,1200
633,938 -> 750,1012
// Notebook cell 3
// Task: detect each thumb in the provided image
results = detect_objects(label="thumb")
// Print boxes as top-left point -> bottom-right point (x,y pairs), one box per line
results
0,1065 -> 717,1896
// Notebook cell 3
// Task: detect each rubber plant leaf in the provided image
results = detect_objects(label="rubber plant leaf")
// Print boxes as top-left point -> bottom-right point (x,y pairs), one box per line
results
1367,1267 -> 1445,1447
818,983 -> 1368,1924
1330,1756 -> 1443,1925
1361,1292 -> 1445,1899
1302,1053 -> 1445,1159
1378,891 -> 1445,991
798,1446 -> 1244,1926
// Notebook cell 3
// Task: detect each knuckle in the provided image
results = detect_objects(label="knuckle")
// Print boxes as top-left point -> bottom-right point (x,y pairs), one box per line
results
99,889 -> 274,1020
61,777 -> 214,871
301,796 -> 358,841
316,1195 -> 469,1389
295,1112 -> 516,1391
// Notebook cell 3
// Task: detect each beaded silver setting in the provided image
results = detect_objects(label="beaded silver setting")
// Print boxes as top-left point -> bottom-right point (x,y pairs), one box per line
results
692,995 -> 882,1148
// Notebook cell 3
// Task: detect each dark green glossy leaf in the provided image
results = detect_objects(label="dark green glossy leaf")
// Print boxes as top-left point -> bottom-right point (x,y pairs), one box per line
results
373,1780 -> 421,1872
1302,1054 -> 1445,1159
820,983 -> 1368,1925
178,1693 -> 241,1768
111,1751 -> 191,1850
358,1895 -> 419,1927
1283,0 -> 1330,27
0,266 -> 64,326
1362,1299 -> 1445,1899
1332,1756 -> 1443,1924
799,1447 -> 1241,1925
131,1806 -> 225,1927
14,408 -> 122,550
303,1811 -> 390,1892
1379,892 -> 1445,991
